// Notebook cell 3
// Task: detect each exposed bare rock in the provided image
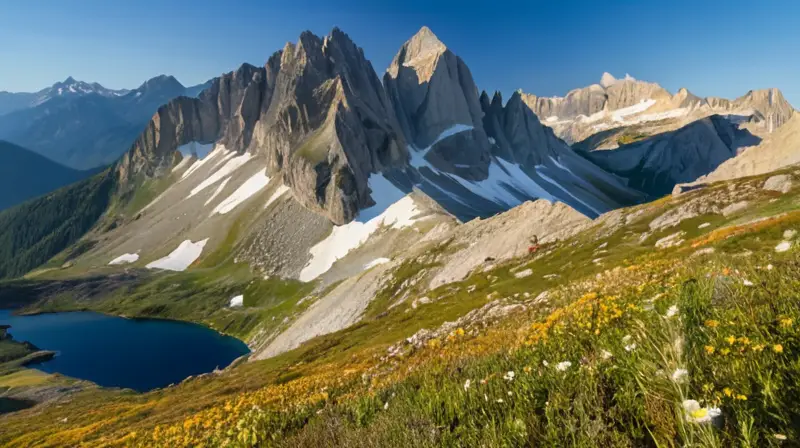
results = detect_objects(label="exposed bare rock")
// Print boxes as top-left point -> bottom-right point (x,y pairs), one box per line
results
763,174 -> 793,193
384,26 -> 490,179
655,231 -> 686,249
581,116 -> 761,197
688,114 -> 800,185
649,200 -> 720,231
524,72 -> 794,145
428,200 -> 589,288
116,28 -> 407,225
254,257 -> 395,360
722,201 -> 750,217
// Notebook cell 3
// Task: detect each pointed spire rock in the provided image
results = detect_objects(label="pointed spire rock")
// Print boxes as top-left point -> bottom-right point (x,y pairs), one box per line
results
387,26 -> 447,79
600,72 -> 617,88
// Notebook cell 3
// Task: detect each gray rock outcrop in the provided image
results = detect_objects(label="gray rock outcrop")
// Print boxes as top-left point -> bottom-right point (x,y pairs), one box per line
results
117,28 -> 407,225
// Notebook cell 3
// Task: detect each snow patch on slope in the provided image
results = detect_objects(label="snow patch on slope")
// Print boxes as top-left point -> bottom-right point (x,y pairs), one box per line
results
213,171 -> 269,215
363,258 -> 390,270
171,156 -> 194,174
109,253 -> 139,265
189,152 -> 254,198
146,239 -> 209,271
408,124 -> 558,210
265,185 -> 290,209
229,295 -> 244,307
204,178 -> 230,206
611,99 -> 657,122
299,196 -> 426,282
182,144 -> 228,180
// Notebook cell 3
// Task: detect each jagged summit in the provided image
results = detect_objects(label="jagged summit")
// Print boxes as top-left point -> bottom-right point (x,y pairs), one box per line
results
386,26 -> 447,80
600,72 -> 617,88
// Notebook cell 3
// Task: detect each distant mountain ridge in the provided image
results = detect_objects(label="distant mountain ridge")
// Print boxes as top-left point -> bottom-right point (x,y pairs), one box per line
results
522,72 -> 795,144
0,76 -> 129,116
0,140 -> 97,211
0,75 -> 213,169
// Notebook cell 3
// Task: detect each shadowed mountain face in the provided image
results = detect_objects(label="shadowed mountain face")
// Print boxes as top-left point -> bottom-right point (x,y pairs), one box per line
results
0,141 -> 97,211
0,76 -> 211,170
577,115 -> 762,197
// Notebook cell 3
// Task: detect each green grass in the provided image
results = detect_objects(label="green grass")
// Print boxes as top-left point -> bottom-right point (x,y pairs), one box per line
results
3,171 -> 800,446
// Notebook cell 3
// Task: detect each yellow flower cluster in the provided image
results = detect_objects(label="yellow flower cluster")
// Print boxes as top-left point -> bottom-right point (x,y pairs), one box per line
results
134,368 -> 356,447
526,292 -> 633,346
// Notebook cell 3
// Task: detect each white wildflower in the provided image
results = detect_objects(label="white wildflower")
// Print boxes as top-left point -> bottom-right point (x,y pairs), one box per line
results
503,371 -> 515,381
601,350 -> 613,360
671,368 -> 689,382
743,279 -> 754,286
774,434 -> 787,441
507,391 -> 513,396
624,343 -> 637,352
542,360 -> 549,367
496,398 -> 504,403
682,399 -> 722,424
556,361 -> 572,371
464,379 -> 471,391
664,305 -> 679,318
383,401 -> 389,410
767,264 -> 774,270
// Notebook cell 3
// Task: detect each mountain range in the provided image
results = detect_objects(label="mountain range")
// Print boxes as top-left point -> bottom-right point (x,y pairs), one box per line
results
3,24 -> 800,445
0,75 -> 211,169
1,25 -> 797,282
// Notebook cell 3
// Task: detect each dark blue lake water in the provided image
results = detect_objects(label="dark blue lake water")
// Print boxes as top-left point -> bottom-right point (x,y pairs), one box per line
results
0,310 -> 249,392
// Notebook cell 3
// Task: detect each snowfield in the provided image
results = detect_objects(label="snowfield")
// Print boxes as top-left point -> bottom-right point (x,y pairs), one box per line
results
204,178 -> 230,206
189,152 -> 254,198
146,239 -> 209,271
229,295 -> 244,307
299,196 -> 427,282
213,171 -> 270,215
182,144 -> 228,180
108,253 -> 139,265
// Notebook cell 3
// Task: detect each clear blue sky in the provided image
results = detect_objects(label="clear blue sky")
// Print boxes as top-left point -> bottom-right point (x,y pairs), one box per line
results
1,0 -> 798,106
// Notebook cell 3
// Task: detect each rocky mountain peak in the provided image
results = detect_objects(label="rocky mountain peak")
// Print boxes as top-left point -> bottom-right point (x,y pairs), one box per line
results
600,72 -> 617,88
386,26 -> 447,81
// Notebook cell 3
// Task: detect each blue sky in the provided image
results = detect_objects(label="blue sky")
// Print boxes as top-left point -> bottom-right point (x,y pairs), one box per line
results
2,0 -> 798,106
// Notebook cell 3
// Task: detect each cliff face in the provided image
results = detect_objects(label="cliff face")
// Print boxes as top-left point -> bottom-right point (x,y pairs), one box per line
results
383,26 -> 491,181
116,29 -> 406,225
116,27 -> 646,226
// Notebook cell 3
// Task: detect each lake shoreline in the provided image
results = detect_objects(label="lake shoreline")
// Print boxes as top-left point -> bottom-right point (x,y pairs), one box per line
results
0,309 -> 250,393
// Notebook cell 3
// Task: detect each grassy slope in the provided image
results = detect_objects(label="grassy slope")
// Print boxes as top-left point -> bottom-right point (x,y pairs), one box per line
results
2,169 -> 800,446
0,169 -> 116,279
0,141 -> 98,211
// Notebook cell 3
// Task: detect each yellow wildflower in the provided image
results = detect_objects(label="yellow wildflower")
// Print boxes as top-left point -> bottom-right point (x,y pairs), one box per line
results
723,387 -> 733,397
523,366 -> 532,374
704,345 -> 715,354
737,337 -> 750,345
735,394 -> 747,401
752,344 -> 765,352
773,344 -> 784,353
779,318 -> 793,328
720,348 -> 731,356
726,335 -> 736,345
705,320 -> 719,328
455,328 -> 465,337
